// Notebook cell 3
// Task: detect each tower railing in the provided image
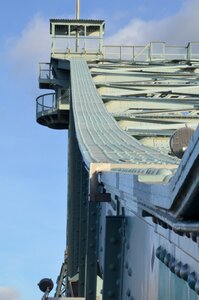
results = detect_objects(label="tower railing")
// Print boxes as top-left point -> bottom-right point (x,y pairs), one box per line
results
49,39 -> 199,61
103,42 -> 199,61
36,93 -> 57,116
52,36 -> 104,55
39,63 -> 53,80
36,91 -> 70,116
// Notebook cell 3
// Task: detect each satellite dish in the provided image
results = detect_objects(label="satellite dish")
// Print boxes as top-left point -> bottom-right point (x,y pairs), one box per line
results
170,127 -> 194,158
38,278 -> 54,293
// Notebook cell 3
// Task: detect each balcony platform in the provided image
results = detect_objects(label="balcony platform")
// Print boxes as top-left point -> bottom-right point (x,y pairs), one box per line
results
36,93 -> 69,129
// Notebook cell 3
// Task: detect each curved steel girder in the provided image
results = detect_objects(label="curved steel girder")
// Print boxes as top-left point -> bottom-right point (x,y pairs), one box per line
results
70,58 -> 199,221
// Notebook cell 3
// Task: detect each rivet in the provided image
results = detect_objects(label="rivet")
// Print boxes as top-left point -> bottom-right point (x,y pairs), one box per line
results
192,233 -> 197,243
159,249 -> 167,262
156,246 -> 162,259
164,253 -> 171,267
160,221 -> 168,229
128,268 -> 132,277
152,217 -> 158,224
125,261 -> 129,269
169,257 -> 176,273
180,264 -> 189,281
126,288 -> 131,297
174,262 -> 182,277
188,272 -> 197,290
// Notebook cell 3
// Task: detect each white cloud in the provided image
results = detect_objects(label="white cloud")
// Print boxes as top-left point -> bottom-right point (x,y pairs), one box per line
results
0,288 -> 20,300
6,14 -> 50,75
5,0 -> 199,72
106,0 -> 199,45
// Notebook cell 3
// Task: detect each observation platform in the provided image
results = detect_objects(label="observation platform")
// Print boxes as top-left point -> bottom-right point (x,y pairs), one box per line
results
36,92 -> 69,129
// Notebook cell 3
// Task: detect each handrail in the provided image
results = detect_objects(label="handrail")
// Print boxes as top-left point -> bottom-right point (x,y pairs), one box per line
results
39,63 -> 53,80
133,43 -> 150,60
36,93 -> 57,116
50,41 -> 199,61
36,91 -> 70,117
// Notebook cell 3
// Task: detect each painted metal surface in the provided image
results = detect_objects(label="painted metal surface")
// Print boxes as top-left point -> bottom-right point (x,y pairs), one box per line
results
36,18 -> 199,300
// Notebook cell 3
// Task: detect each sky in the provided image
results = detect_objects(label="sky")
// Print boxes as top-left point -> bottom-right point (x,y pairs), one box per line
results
0,0 -> 199,300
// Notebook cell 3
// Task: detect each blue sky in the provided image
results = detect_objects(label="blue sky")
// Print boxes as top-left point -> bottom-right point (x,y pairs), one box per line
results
0,0 -> 198,299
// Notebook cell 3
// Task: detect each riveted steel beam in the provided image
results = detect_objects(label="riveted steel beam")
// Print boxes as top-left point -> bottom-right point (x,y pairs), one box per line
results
102,216 -> 125,300
78,164 -> 89,296
85,202 -> 99,300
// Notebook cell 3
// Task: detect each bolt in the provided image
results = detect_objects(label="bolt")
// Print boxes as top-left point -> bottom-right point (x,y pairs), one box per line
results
180,264 -> 189,281
128,268 -> 132,277
169,257 -> 176,273
156,246 -> 163,259
188,272 -> 197,290
174,262 -> 182,277
164,253 -> 171,267
160,249 -> 167,262
126,288 -> 131,297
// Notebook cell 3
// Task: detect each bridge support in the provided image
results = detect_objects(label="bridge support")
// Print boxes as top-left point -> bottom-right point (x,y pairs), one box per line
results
78,164 -> 89,296
102,216 -> 125,300
85,202 -> 99,300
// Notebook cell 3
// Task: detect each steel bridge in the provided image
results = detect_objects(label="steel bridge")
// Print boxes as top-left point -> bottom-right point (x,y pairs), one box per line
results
36,18 -> 199,300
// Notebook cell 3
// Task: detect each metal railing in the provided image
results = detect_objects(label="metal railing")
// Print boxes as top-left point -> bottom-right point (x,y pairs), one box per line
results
103,42 -> 199,61
36,93 -> 57,116
51,36 -> 103,55
49,39 -> 199,61
39,63 -> 53,80
36,91 -> 70,117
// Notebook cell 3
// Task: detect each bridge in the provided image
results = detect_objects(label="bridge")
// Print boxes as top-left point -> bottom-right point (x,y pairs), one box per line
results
36,17 -> 199,300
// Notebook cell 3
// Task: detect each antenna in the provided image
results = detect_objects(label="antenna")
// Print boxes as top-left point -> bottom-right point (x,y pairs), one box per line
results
76,0 -> 80,19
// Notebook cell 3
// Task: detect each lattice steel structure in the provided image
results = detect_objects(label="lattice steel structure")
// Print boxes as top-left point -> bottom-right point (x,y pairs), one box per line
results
37,18 -> 199,300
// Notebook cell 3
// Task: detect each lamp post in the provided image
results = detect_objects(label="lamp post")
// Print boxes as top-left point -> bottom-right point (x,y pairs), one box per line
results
76,0 -> 80,19
76,0 -> 80,52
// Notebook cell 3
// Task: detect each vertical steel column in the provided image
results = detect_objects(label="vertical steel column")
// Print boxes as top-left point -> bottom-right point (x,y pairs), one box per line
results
76,0 -> 80,52
102,216 -> 125,300
85,202 -> 99,300
67,110 -> 81,277
78,164 -> 89,296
